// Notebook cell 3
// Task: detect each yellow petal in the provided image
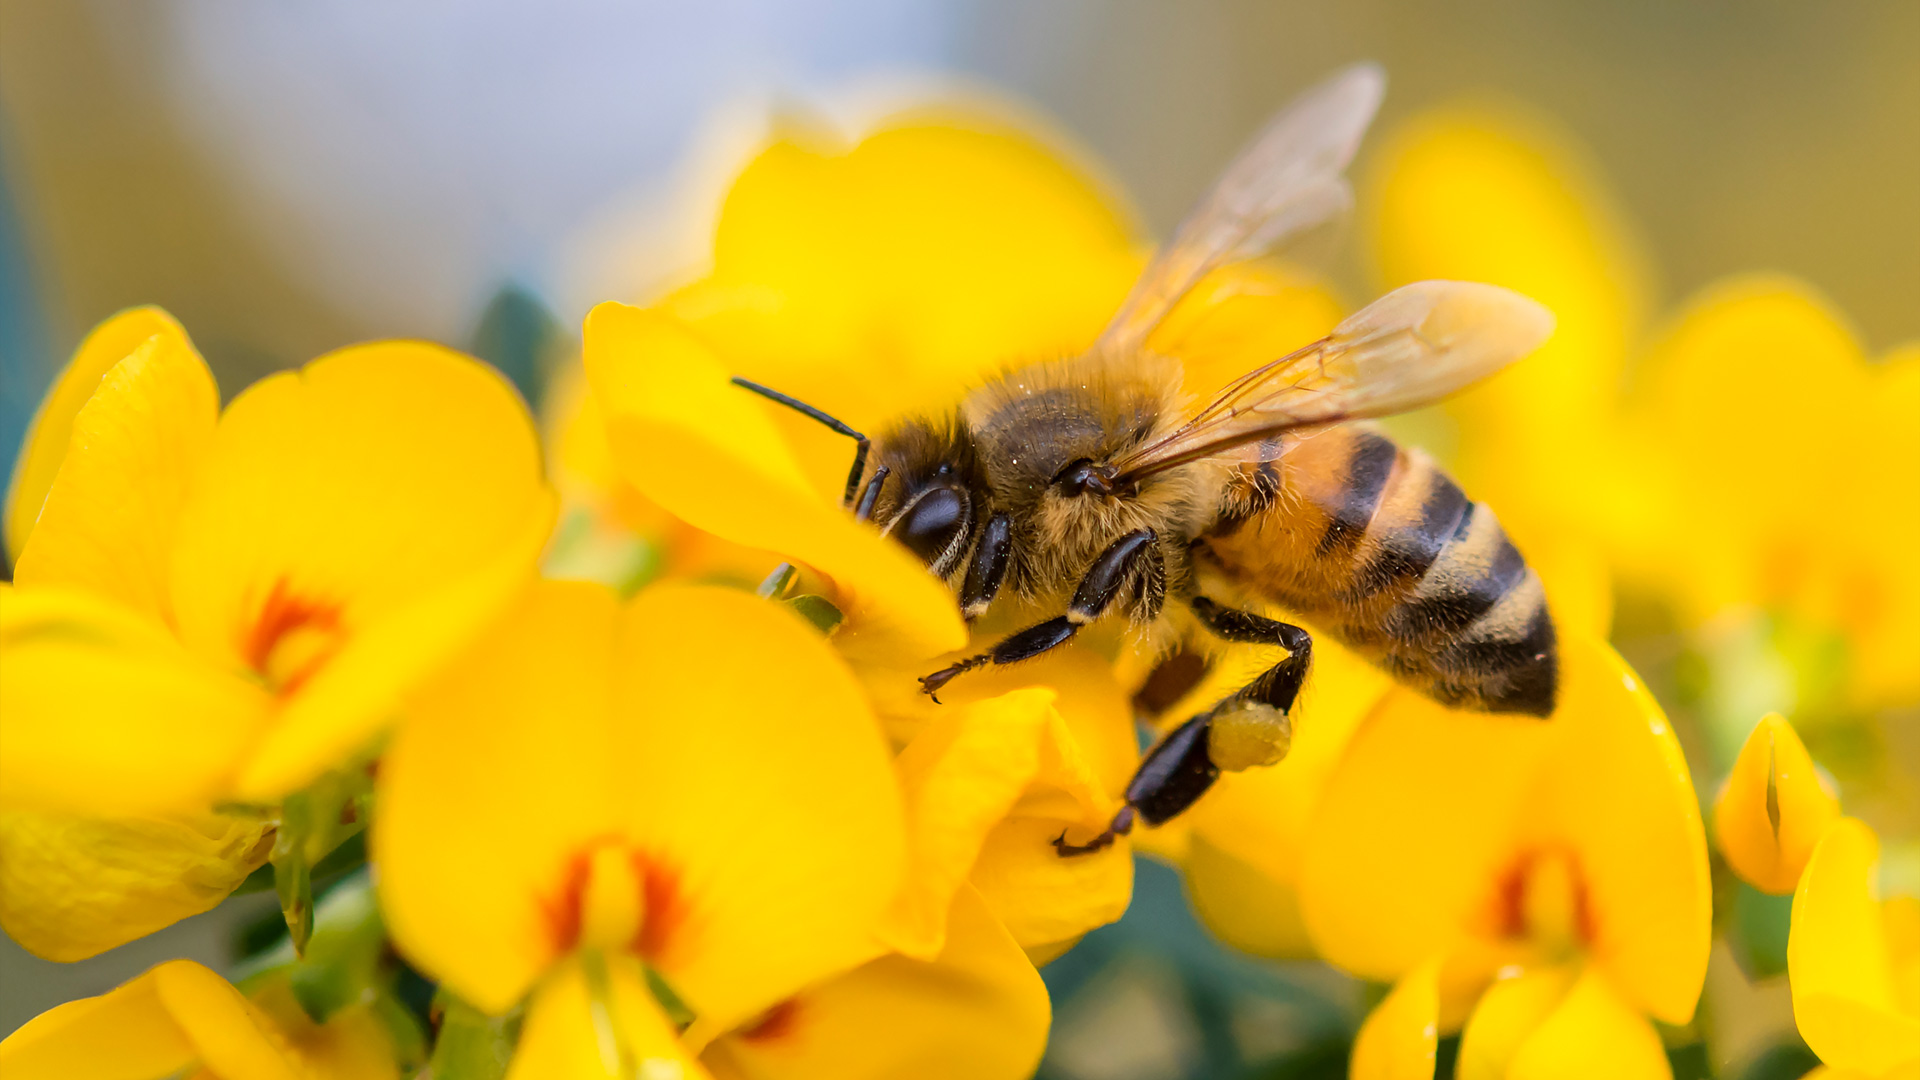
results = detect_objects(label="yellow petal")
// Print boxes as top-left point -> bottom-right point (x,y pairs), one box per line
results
1790,818 -> 1920,1075
376,580 -> 621,1014
1181,629 -> 1392,959
509,956 -> 708,1080
702,885 -> 1048,1080
1298,681 -> 1552,981
0,809 -> 271,961
1180,832 -> 1314,960
1456,964 -> 1577,1080
1366,106 -> 1649,547
1849,343 -> 1920,706
1715,713 -> 1842,894
0,962 -> 198,1080
583,302 -> 965,660
1298,634 -> 1709,1030
12,319 -> 217,623
248,980 -> 402,1080
613,583 -> 907,1035
0,585 -> 273,815
236,501 -> 554,801
165,341 -> 552,799
1506,966 -> 1671,1080
1621,278 -> 1869,623
0,959 -> 300,1080
882,687 -> 1060,958
5,306 -> 188,560
678,117 -> 1140,439
1522,637 -> 1711,1025
972,813 -> 1132,960
1351,956 -> 1442,1080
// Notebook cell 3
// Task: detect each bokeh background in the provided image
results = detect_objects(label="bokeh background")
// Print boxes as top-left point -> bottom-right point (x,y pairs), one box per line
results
3,2 -> 1916,1077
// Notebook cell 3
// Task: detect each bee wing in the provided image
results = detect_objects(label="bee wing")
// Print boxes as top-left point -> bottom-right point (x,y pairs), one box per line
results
1095,62 -> 1386,357
1111,281 -> 1556,481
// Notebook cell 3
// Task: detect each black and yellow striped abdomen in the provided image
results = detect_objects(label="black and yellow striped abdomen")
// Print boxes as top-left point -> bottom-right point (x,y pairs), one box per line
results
1195,424 -> 1557,715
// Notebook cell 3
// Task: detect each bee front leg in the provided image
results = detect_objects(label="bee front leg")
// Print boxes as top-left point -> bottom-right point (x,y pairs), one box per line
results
1053,596 -> 1311,858
920,528 -> 1157,699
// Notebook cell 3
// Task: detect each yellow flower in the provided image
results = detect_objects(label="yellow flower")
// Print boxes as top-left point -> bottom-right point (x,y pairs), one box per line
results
1,307 -> 554,813
872,651 -> 1136,963
0,809 -> 270,960
1714,712 -> 1842,895
1789,818 -> 1920,1078
1299,634 -> 1712,1078
1619,280 -> 1920,707
374,578 -> 909,1076
0,959 -> 401,1079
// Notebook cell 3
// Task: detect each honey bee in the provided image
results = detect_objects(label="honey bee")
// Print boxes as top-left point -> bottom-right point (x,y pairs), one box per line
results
736,63 -> 1557,854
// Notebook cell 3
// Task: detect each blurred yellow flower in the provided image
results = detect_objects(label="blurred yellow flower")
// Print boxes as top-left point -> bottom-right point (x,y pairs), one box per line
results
1619,280 -> 1920,708
374,579 -> 909,1076
1366,105 -> 1920,710
0,307 -> 555,813
1789,818 -> 1920,1078
0,959 -> 401,1079
1299,634 -> 1711,1078
1714,712 -> 1842,895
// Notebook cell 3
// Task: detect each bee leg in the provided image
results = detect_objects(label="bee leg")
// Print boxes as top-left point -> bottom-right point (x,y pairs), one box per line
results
958,512 -> 1012,620
920,528 -> 1157,698
1055,597 -> 1310,858
1190,596 -> 1313,715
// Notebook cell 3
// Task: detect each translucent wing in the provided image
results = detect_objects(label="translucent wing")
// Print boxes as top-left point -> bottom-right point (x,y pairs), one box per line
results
1111,281 -> 1556,482
1095,62 -> 1386,357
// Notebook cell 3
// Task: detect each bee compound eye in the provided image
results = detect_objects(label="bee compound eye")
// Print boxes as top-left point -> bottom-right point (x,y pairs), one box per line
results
895,486 -> 968,566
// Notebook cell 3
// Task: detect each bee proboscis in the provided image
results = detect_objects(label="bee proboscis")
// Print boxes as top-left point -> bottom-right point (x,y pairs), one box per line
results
737,62 -> 1558,854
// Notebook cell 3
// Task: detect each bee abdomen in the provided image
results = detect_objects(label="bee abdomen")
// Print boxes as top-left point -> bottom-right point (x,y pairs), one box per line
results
1378,501 -> 1557,715
1198,426 -> 1557,717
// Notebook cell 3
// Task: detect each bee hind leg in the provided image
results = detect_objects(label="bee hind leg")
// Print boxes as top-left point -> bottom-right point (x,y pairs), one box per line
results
1054,597 -> 1311,857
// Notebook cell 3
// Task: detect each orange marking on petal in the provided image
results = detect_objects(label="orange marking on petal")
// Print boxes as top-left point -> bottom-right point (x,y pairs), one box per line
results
1490,848 -> 1595,952
244,578 -> 344,694
543,848 -> 595,955
739,998 -> 802,1043
634,853 -> 684,963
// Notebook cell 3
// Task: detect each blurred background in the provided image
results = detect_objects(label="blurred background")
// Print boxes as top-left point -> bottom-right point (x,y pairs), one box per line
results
3,2 -> 1915,1077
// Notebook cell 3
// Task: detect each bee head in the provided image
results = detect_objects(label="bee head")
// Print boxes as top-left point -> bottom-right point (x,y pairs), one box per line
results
869,415 -> 981,578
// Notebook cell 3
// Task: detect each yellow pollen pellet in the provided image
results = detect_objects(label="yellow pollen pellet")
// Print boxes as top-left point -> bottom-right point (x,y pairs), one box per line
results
1206,700 -> 1293,772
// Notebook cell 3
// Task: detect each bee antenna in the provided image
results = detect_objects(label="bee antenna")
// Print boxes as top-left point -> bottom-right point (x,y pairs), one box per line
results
730,376 -> 871,507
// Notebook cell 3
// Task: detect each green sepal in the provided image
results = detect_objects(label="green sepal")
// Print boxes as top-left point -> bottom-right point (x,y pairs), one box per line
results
785,593 -> 844,634
430,989 -> 523,1080
646,966 -> 696,1030
235,868 -> 387,1024
269,767 -> 372,955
